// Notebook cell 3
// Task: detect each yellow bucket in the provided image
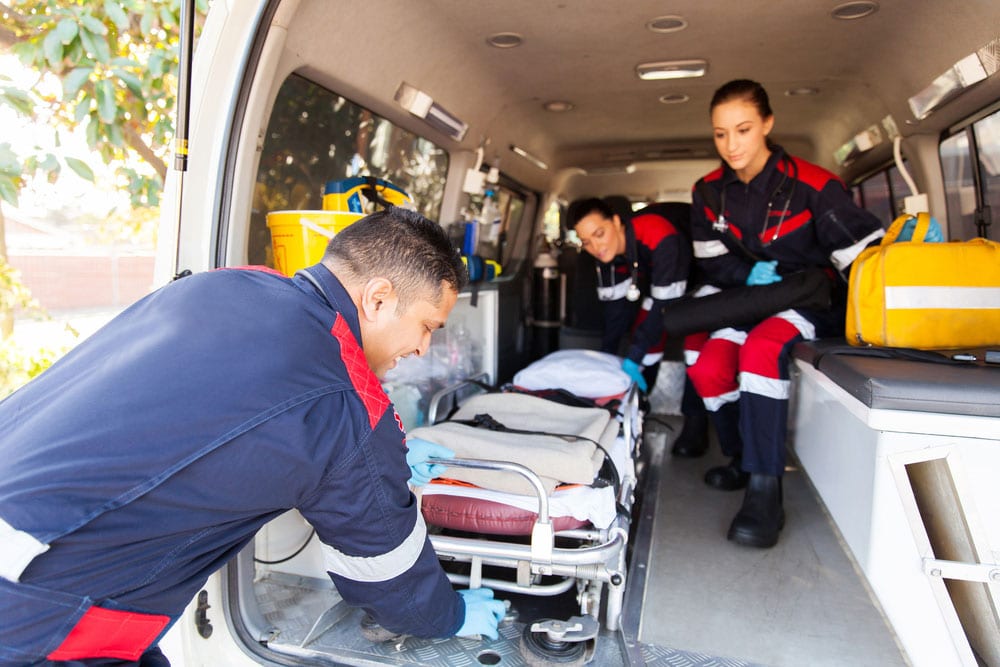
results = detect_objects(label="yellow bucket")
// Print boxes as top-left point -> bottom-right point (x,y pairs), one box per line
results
265,210 -> 362,277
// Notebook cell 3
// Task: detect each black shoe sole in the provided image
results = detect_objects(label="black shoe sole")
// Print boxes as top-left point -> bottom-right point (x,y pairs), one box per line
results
727,514 -> 785,548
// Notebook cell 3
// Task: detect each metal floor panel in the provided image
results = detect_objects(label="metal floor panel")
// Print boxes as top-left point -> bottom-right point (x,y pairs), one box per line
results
254,573 -> 756,667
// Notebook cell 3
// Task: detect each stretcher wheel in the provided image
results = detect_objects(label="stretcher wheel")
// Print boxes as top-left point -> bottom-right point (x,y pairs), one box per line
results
519,617 -> 595,666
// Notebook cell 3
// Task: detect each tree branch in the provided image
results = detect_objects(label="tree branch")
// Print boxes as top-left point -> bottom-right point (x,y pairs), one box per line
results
123,122 -> 167,183
0,2 -> 32,47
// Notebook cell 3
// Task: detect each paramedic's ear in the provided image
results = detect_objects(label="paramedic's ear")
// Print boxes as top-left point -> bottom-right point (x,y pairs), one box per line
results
359,277 -> 395,321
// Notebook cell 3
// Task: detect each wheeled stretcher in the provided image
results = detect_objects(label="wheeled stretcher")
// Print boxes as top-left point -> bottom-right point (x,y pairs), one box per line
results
407,350 -> 644,660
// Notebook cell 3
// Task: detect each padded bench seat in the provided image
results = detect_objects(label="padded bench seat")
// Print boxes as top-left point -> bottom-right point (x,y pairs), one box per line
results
793,339 -> 1000,417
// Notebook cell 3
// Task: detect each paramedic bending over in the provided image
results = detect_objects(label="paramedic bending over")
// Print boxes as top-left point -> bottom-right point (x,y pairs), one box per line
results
0,208 -> 505,666
566,197 -> 709,456
687,79 -> 901,549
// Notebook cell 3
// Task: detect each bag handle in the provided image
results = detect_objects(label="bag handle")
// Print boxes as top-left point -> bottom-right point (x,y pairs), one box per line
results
882,211 -> 931,245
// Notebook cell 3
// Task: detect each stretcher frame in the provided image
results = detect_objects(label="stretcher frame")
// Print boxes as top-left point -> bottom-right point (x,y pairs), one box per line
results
423,381 -> 643,632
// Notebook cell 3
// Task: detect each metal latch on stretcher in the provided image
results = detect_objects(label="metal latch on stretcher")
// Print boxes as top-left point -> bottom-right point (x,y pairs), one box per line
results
923,557 -> 1000,583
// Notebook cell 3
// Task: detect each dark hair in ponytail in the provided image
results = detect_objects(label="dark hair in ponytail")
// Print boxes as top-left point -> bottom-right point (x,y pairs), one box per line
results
710,79 -> 773,120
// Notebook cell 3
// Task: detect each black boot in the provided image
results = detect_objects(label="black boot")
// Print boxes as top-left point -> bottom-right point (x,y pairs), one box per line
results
704,456 -> 749,490
727,474 -> 784,548
671,412 -> 709,457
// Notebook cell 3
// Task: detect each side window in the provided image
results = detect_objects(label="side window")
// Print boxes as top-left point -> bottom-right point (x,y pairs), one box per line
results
250,75 -> 449,266
941,132 -> 975,236
941,107 -> 999,240
853,170 -> 894,224
852,162 -> 911,226
463,183 -> 529,273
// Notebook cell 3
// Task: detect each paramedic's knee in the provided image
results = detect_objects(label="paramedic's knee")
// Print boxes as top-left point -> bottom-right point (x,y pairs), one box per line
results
687,339 -> 739,398
739,318 -> 800,378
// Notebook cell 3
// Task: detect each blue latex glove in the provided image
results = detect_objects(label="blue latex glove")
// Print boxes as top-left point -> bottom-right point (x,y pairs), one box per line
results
456,588 -> 506,640
404,437 -> 453,486
896,216 -> 944,243
746,260 -> 782,285
621,358 -> 648,392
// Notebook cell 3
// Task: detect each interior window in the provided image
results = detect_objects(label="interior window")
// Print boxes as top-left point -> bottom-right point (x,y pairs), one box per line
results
973,110 -> 1000,238
854,171 -> 894,225
462,183 -> 529,273
940,132 -> 975,236
941,107 -> 999,240
249,75 -> 449,266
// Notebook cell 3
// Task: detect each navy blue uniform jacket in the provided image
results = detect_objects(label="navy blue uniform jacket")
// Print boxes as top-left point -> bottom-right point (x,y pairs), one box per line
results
0,264 -> 462,665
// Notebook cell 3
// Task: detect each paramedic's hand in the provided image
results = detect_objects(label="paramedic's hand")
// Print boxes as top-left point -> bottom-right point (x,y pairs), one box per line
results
621,358 -> 648,392
746,260 -> 782,285
456,588 -> 506,640
404,438 -> 453,486
896,216 -> 944,243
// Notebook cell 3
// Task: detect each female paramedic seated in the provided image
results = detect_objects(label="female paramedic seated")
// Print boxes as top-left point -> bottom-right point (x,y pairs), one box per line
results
686,78 -> 941,549
0,208 -> 505,666
566,196 -> 709,456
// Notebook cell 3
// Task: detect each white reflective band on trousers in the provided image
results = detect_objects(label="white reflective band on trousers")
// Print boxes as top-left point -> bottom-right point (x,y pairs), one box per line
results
740,372 -> 791,400
321,514 -> 427,583
885,286 -> 1000,309
0,516 -> 50,582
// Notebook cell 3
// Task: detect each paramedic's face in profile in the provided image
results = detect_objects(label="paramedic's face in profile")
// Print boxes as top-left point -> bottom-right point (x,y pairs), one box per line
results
363,281 -> 458,379
575,213 -> 626,264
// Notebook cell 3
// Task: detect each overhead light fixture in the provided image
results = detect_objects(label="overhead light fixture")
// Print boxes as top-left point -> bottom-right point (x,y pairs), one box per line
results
543,100 -> 574,112
646,15 -> 688,34
658,93 -> 690,104
509,144 -> 548,170
394,82 -> 468,141
487,32 -> 523,48
636,59 -> 707,81
831,1 -> 879,20
907,38 -> 999,120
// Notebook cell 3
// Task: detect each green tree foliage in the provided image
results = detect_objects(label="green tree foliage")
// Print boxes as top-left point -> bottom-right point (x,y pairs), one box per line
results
1,0 -> 208,208
0,0 -> 205,395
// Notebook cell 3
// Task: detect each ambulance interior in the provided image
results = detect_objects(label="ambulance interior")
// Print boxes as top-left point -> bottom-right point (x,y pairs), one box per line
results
168,1 -> 1000,665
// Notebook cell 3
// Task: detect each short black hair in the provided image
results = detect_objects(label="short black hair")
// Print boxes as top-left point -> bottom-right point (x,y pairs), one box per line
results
323,207 -> 468,307
602,195 -> 633,222
566,197 -> 614,230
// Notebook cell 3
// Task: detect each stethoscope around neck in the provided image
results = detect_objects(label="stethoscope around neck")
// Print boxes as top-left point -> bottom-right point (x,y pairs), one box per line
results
713,153 -> 798,245
595,225 -> 641,302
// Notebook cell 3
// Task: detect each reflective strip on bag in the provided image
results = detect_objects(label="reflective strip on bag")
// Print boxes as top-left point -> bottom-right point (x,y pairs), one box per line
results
885,286 -> 1000,309
0,517 -> 50,582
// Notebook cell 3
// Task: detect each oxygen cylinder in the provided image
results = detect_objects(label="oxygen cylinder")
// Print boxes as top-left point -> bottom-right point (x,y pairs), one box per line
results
532,250 -> 562,357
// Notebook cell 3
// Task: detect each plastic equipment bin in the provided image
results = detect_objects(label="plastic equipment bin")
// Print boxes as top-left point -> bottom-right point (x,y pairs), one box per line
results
265,210 -> 361,277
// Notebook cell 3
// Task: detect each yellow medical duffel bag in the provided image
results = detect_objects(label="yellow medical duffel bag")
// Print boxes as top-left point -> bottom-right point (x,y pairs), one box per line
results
846,212 -> 1000,349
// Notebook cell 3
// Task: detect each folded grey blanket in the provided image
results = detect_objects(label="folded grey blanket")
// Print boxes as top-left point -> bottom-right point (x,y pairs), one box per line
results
408,392 -> 616,495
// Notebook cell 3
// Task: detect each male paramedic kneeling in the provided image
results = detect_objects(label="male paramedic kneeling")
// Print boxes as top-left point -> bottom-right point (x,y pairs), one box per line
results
0,207 -> 505,666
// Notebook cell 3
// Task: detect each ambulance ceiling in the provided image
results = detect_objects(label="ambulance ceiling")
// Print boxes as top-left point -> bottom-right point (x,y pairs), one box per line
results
285,0 -> 1000,194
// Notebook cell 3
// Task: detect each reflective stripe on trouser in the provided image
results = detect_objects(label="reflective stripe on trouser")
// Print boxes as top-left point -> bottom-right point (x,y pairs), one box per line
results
686,312 -> 815,476
737,314 -> 811,476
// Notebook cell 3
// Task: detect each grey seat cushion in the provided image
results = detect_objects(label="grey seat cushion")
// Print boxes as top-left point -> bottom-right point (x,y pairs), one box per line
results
793,340 -> 1000,417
